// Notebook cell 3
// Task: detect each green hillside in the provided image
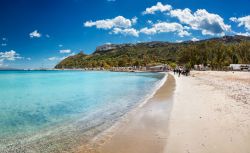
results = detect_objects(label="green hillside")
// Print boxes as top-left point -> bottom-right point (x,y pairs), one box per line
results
55,35 -> 250,70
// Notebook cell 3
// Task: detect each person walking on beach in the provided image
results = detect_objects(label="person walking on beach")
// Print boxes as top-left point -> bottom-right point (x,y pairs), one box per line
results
178,69 -> 181,77
186,69 -> 190,76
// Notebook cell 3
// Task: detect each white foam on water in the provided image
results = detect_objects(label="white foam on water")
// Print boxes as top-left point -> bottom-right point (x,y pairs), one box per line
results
138,72 -> 168,108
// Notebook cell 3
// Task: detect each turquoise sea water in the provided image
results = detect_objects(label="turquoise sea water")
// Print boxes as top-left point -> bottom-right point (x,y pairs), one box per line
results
0,70 -> 165,152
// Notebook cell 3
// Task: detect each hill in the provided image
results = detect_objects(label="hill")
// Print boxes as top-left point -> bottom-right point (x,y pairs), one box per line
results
55,35 -> 250,70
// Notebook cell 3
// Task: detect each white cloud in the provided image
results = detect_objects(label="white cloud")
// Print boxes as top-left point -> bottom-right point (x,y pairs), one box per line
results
0,59 -> 5,66
68,52 -> 76,56
0,50 -> 22,62
140,27 -> 157,35
45,34 -> 50,38
29,30 -> 41,38
143,2 -> 172,15
230,15 -> 250,31
84,16 -> 135,29
48,57 -> 58,61
58,44 -> 63,47
132,17 -> 138,24
107,0 -> 116,2
59,49 -> 71,54
2,38 -> 7,41
60,53 -> 76,60
176,40 -> 183,43
191,37 -> 200,41
84,16 -> 140,37
169,8 -> 231,36
1,43 -> 7,46
169,8 -> 193,25
235,32 -> 250,36
105,42 -> 112,45
112,28 -> 139,37
140,22 -> 190,37
27,57 -> 31,60
147,20 -> 153,24
48,52 -> 75,61
229,17 -> 237,22
178,30 -> 191,37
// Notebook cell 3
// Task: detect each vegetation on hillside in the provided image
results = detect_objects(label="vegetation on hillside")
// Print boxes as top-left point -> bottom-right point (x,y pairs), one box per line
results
177,41 -> 250,70
55,36 -> 250,70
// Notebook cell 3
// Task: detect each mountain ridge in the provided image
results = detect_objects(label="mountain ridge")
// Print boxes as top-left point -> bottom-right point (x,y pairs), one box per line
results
55,35 -> 250,69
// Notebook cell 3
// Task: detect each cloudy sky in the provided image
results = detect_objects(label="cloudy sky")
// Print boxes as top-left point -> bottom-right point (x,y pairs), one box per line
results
0,0 -> 250,69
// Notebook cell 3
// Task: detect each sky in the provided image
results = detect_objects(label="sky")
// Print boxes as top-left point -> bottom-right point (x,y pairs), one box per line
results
0,0 -> 250,69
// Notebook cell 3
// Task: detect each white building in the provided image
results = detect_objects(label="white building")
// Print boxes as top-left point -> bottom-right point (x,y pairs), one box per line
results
229,64 -> 250,71
147,64 -> 168,72
193,64 -> 210,71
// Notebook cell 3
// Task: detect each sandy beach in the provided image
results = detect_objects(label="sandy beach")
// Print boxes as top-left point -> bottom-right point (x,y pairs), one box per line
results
98,74 -> 175,153
75,73 -> 175,153
165,71 -> 250,153
77,71 -> 250,153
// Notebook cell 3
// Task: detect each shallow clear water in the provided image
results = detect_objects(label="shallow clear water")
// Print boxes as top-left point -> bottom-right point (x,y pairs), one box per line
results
0,70 -> 164,151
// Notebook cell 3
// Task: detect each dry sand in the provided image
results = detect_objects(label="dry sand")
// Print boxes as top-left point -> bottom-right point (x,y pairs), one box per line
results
165,71 -> 250,153
78,71 -> 250,153
76,73 -> 175,153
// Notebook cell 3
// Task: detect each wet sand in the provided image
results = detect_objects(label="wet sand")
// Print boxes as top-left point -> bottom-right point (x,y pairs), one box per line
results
77,71 -> 250,153
76,73 -> 175,153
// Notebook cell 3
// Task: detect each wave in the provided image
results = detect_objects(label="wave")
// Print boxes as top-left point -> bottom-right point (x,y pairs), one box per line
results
138,72 -> 168,107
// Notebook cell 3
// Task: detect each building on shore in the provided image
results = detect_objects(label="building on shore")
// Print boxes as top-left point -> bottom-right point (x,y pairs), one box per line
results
147,64 -> 168,72
110,66 -> 147,72
229,64 -> 250,71
193,64 -> 211,71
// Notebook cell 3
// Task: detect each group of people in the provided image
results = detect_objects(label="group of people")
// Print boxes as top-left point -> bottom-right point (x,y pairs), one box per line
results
173,68 -> 190,77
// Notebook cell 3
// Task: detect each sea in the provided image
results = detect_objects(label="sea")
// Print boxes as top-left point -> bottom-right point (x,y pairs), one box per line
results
0,70 -> 166,152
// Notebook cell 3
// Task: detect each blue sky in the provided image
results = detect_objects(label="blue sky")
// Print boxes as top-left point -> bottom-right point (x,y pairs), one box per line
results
0,0 -> 250,69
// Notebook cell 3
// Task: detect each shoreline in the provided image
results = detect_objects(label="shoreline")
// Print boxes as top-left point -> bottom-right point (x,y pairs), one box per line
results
3,71 -> 249,152
77,71 -> 250,153
75,72 -> 175,153
0,71 -> 168,153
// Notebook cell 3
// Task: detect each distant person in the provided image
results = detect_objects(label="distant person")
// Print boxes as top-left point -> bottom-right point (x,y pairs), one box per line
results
174,69 -> 176,75
178,69 -> 181,77
186,69 -> 190,76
